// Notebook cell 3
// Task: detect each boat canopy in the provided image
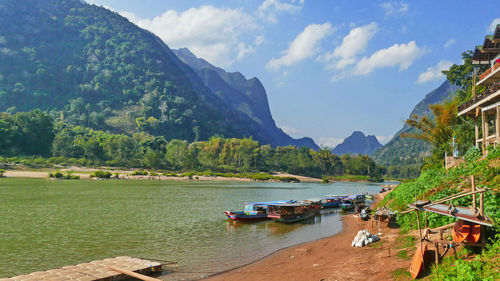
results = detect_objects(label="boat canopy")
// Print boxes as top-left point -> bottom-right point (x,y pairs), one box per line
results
243,200 -> 294,206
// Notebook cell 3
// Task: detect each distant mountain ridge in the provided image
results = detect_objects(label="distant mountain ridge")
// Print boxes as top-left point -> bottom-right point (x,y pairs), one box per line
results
372,80 -> 458,166
173,48 -> 319,150
0,0 -> 318,149
331,131 -> 382,155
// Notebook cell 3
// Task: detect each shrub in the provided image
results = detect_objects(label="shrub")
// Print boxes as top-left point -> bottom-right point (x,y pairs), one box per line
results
48,171 -> 64,179
0,169 -> 5,177
131,170 -> 148,176
277,176 -> 300,183
90,171 -> 112,179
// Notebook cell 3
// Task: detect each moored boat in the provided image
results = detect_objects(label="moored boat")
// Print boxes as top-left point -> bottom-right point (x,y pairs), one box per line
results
301,198 -> 322,212
340,197 -> 355,211
267,202 -> 317,223
224,200 -> 292,221
352,194 -> 366,204
321,196 -> 344,208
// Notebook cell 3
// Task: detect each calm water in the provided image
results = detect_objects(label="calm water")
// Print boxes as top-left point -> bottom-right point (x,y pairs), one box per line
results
0,178 -> 387,280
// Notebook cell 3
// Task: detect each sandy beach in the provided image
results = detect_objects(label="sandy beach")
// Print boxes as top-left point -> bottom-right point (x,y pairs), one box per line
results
205,192 -> 410,281
2,168 -> 323,182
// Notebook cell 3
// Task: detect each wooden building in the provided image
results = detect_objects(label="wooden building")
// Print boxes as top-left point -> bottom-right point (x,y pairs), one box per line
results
458,24 -> 500,152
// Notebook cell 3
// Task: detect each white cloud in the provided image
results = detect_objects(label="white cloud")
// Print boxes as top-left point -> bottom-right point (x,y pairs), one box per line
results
236,43 -> 255,60
254,35 -> 266,46
488,18 -> 500,32
376,135 -> 392,145
354,41 -> 426,75
118,6 -> 257,67
322,22 -> 378,69
417,60 -> 453,84
444,38 -> 456,48
281,126 -> 300,135
257,0 -> 304,23
267,22 -> 334,70
381,1 -> 409,17
318,137 -> 343,148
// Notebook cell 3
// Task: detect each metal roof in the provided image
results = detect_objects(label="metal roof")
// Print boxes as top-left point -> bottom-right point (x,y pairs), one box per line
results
408,203 -> 493,227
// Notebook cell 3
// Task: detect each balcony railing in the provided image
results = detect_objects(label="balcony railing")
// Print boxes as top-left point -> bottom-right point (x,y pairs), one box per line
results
479,61 -> 500,81
458,82 -> 500,112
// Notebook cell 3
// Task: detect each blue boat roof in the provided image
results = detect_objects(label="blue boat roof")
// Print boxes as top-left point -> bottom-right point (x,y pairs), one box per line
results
324,195 -> 347,199
244,200 -> 294,206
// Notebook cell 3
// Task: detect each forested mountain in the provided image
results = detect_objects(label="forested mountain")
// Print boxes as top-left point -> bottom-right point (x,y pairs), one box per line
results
331,131 -> 382,156
173,48 -> 319,149
0,0 -> 316,148
372,80 -> 458,167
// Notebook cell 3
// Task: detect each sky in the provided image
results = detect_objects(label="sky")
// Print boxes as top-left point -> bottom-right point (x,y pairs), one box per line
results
86,0 -> 500,148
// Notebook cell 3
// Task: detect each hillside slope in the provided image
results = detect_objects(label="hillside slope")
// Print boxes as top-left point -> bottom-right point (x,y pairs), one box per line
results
0,0 -> 300,145
373,80 -> 458,166
173,48 -> 319,149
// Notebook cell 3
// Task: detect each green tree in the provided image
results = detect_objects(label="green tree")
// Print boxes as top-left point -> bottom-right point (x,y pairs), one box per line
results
13,110 -> 54,156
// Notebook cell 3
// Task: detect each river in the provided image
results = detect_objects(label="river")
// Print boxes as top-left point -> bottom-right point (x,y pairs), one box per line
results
0,178 -> 390,280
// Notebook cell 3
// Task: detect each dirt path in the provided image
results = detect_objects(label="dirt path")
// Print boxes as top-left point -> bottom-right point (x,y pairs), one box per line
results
205,193 -> 410,281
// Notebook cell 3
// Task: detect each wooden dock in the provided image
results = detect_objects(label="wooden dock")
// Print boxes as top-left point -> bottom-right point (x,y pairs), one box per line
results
0,256 -> 169,281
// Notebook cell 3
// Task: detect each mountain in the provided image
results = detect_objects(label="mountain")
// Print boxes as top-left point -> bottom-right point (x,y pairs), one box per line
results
173,48 -> 319,150
331,131 -> 382,155
372,80 -> 458,166
0,0 -> 317,149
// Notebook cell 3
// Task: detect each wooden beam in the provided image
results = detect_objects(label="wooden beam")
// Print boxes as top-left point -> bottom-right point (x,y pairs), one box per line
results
475,121 -> 479,148
430,222 -> 456,232
480,189 -> 484,217
497,105 -> 500,139
109,266 -> 162,281
482,110 -> 487,153
435,243 -> 439,268
471,175 -> 476,209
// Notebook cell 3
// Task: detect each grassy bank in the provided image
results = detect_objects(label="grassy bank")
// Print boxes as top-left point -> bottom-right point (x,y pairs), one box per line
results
377,147 -> 499,279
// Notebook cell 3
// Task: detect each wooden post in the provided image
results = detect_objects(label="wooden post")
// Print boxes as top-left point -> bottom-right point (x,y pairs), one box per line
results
471,175 -> 476,209
434,243 -> 439,268
425,211 -> 428,229
480,189 -> 484,217
475,119 -> 479,148
481,226 -> 486,251
416,210 -> 425,270
482,110 -> 486,153
496,105 -> 500,140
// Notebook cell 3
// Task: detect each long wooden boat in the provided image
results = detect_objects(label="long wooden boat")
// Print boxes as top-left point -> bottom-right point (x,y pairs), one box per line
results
301,199 -> 322,212
224,200 -> 292,221
352,194 -> 366,204
340,196 -> 356,210
321,196 -> 344,208
267,202 -> 317,223
409,243 -> 427,279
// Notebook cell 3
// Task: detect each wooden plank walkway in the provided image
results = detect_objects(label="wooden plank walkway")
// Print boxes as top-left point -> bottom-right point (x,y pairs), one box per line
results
0,256 -> 164,281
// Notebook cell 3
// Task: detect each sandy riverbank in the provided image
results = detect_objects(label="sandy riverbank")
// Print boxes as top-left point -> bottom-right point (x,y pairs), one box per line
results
2,169 -> 322,182
205,192 -> 410,281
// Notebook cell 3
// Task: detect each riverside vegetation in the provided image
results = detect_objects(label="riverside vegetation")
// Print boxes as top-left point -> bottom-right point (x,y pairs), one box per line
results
375,50 -> 499,280
0,111 -> 385,181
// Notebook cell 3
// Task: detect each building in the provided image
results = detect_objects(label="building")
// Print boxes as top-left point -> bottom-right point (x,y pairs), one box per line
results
457,24 -> 500,152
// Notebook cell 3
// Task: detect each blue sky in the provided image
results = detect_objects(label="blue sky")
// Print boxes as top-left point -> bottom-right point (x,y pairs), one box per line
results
86,0 -> 500,147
